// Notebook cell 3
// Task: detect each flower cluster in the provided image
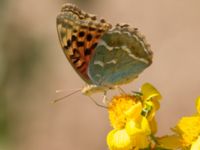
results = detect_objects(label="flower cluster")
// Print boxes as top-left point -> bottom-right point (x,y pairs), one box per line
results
106,83 -> 200,150
158,97 -> 200,150
107,83 -> 161,150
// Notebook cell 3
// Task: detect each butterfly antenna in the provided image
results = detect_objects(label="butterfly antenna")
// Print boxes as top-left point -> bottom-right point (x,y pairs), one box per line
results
52,88 -> 81,103
55,89 -> 69,93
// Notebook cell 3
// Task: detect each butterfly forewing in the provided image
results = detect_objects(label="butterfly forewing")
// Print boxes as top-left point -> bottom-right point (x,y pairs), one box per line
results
57,3 -> 112,83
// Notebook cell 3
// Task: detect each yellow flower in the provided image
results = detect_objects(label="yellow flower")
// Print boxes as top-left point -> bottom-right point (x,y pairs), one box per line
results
191,135 -> 200,150
107,83 -> 161,150
196,96 -> 200,114
175,116 -> 200,147
107,98 -> 150,150
158,97 -> 200,149
157,135 -> 182,149
126,117 -> 150,149
108,95 -> 137,129
173,97 -> 200,148
107,129 -> 133,150
141,83 -> 162,103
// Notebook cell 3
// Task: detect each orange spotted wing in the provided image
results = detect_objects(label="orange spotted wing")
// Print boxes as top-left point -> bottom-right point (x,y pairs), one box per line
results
56,3 -> 112,83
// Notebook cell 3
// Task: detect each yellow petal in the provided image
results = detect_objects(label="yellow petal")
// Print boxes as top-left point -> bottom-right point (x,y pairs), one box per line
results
126,120 -> 142,136
108,95 -> 137,129
196,97 -> 200,114
175,116 -> 200,146
141,83 -> 162,102
126,118 -> 151,136
141,117 -> 151,135
132,133 -> 149,149
151,99 -> 160,111
107,129 -> 133,150
125,102 -> 142,120
191,136 -> 200,150
157,135 -> 182,149
149,117 -> 157,134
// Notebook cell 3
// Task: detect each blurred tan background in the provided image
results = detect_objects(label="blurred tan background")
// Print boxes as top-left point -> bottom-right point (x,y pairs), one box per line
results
0,0 -> 200,150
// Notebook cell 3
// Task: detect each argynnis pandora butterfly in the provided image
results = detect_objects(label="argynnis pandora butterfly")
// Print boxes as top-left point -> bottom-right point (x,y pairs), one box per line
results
56,3 -> 153,96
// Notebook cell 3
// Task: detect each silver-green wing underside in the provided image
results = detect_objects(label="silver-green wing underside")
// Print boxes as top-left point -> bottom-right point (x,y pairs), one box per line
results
88,24 -> 153,86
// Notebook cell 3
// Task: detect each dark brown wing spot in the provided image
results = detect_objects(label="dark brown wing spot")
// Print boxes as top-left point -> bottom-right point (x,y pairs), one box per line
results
89,27 -> 95,31
80,25 -> 87,29
91,43 -> 98,49
77,41 -> 84,47
100,18 -> 106,23
73,29 -> 77,33
91,16 -> 97,20
71,48 -> 80,57
63,39 -> 72,50
72,35 -> 77,41
86,34 -> 93,41
97,29 -> 103,33
64,45 -> 68,50
67,40 -> 71,47
84,48 -> 91,55
95,34 -> 101,39
78,31 -> 85,37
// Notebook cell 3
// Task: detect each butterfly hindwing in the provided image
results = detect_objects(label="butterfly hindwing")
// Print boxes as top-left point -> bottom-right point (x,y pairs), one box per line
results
56,3 -> 112,83
88,24 -> 153,86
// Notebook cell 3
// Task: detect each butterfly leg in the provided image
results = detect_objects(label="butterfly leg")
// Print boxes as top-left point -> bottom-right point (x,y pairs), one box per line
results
102,91 -> 110,105
88,96 -> 107,109
132,91 -> 143,96
117,86 -> 126,94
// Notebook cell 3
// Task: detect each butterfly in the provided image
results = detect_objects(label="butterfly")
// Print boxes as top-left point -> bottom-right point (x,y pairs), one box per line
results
56,3 -> 153,97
